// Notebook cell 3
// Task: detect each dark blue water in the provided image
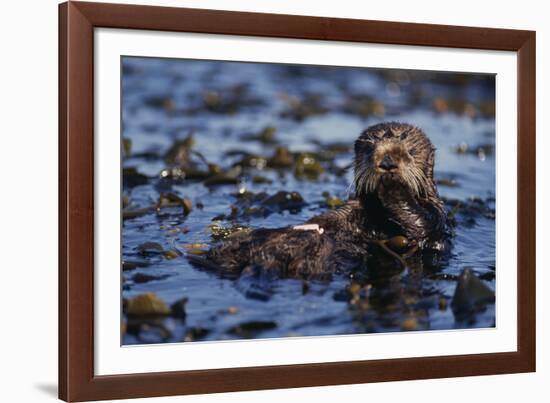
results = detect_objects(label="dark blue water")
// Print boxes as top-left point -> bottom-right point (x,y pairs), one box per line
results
121,57 -> 495,344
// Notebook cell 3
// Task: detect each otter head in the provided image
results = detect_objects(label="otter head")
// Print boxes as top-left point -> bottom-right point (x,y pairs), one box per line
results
353,122 -> 436,201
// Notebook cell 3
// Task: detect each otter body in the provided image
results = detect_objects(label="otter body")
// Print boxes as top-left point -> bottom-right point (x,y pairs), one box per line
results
198,122 -> 451,279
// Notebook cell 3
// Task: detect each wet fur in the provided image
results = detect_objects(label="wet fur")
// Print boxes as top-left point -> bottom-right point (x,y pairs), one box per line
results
197,122 -> 451,279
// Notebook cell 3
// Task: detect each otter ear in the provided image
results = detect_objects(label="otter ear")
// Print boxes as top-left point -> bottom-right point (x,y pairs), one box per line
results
354,138 -> 362,152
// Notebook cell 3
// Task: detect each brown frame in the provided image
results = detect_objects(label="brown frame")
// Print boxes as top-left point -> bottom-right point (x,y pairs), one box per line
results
59,1 -> 536,401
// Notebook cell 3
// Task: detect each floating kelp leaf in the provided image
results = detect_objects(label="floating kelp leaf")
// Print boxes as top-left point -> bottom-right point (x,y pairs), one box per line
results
123,206 -> 155,220
325,162 -> 351,177
226,190 -> 307,219
427,272 -> 459,281
122,259 -> 150,271
195,83 -> 263,115
267,146 -> 293,169
125,317 -> 172,342
350,284 -> 371,309
436,178 -> 460,187
241,126 -> 278,144
183,327 -> 209,342
209,223 -> 251,241
280,93 -> 328,121
144,95 -> 175,112
333,288 -> 353,302
241,207 -> 264,217
163,98 -> 176,113
234,146 -> 332,175
124,195 -> 189,221
262,191 -> 305,211
432,97 -> 453,114
156,192 -> 193,216
170,297 -> 188,319
225,228 -> 252,240
126,292 -> 170,317
184,243 -> 209,250
206,163 -> 223,175
123,167 -> 149,188
227,321 -> 277,338
186,249 -> 207,256
203,166 -> 242,186
322,192 -> 344,209
164,134 -> 194,165
226,306 -> 239,314
444,196 -> 495,221
182,199 -> 193,215
294,153 -> 324,179
157,192 -> 183,208
478,271 -> 495,281
432,97 -> 494,119
159,166 -> 186,181
174,167 -> 208,180
122,194 -> 130,208
122,63 -> 140,76
233,154 -> 268,170
400,317 -> 418,331
184,243 -> 209,256
211,213 -> 227,221
474,144 -> 494,160
187,163 -> 222,180
342,94 -> 385,118
333,283 -> 371,307
309,139 -> 352,155
251,175 -> 272,184
132,273 -> 170,284
232,190 -> 258,201
122,137 -> 132,157
159,163 -> 220,183
202,91 -> 221,108
131,150 -> 163,160
432,96 -> 477,117
162,250 -> 179,260
451,268 -> 495,319
453,142 -> 494,160
204,175 -> 239,186
454,142 -> 469,154
234,266 -> 276,301
386,236 -> 415,254
302,281 -> 310,295
136,242 -> 164,256
368,236 -> 418,270
478,101 -> 496,118
347,283 -> 363,305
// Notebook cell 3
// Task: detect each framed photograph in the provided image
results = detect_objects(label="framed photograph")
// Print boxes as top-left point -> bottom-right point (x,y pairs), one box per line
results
59,1 -> 536,401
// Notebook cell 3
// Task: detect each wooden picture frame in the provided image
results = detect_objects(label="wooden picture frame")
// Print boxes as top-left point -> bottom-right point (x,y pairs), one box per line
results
59,1 -> 536,401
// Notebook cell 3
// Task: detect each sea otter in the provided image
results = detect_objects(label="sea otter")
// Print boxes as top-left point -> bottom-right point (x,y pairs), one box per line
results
194,122 -> 451,280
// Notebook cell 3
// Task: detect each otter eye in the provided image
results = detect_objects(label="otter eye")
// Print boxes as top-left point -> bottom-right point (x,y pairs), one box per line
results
363,142 -> 374,154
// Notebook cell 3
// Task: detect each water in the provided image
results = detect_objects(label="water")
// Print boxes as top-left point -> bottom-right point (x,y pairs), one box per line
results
121,57 -> 496,344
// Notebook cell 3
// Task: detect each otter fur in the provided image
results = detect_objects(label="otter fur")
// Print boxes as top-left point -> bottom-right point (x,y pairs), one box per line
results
195,122 -> 451,280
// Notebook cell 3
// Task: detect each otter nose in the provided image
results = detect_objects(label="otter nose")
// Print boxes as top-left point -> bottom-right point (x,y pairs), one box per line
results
379,155 -> 398,171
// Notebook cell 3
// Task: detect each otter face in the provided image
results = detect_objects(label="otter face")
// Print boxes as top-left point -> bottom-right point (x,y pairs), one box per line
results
354,123 -> 435,199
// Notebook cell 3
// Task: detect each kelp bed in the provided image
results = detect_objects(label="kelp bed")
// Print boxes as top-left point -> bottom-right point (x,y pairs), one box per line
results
121,57 -> 496,344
